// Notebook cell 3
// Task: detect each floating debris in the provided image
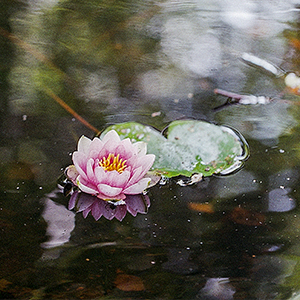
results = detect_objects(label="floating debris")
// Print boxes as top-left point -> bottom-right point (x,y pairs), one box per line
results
188,202 -> 214,213
177,173 -> 203,186
285,73 -> 300,94
242,53 -> 300,96
151,111 -> 161,117
214,88 -> 271,111
241,52 -> 285,77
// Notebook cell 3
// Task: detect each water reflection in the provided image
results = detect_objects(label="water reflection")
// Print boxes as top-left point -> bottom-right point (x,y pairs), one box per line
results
41,192 -> 75,249
198,277 -> 235,300
215,99 -> 297,146
268,169 -> 298,212
68,191 -> 151,221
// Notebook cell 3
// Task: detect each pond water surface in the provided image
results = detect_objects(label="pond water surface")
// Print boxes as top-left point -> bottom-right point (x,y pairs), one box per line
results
1,0 -> 300,299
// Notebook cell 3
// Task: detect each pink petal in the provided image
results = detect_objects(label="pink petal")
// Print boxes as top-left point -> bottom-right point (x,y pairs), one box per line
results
86,158 -> 97,184
101,130 -> 121,143
66,165 -> 79,184
120,138 -> 136,155
73,152 -> 88,181
77,179 -> 98,195
94,166 -> 106,184
97,183 -> 123,198
127,154 -> 155,184
77,135 -> 92,155
136,154 -> 155,172
89,138 -> 104,158
114,143 -> 133,161
102,138 -> 119,155
104,170 -> 130,188
97,192 -> 126,201
90,150 -> 100,160
125,166 -> 143,187
123,177 -> 151,194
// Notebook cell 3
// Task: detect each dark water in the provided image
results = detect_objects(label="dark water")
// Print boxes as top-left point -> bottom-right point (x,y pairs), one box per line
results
1,0 -> 300,299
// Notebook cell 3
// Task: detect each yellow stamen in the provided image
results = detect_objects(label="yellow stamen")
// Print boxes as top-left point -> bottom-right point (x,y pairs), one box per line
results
99,153 -> 127,173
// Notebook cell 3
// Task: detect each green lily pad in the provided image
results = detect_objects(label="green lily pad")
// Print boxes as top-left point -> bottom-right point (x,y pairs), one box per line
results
102,120 -> 248,178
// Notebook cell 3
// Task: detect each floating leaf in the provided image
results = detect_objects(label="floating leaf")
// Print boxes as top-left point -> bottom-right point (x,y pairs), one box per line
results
188,202 -> 215,214
102,120 -> 248,178
229,207 -> 265,226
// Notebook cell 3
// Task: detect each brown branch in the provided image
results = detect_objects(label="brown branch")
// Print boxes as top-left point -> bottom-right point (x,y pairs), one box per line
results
44,87 -> 100,134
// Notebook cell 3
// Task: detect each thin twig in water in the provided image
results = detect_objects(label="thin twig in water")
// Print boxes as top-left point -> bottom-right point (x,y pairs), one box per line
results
44,88 -> 100,134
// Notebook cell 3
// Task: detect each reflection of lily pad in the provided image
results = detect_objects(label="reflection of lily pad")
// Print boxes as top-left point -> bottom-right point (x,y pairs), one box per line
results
102,120 -> 248,178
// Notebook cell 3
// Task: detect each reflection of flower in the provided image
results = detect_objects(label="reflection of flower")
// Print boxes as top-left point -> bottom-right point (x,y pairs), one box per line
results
69,191 -> 150,221
66,130 -> 155,201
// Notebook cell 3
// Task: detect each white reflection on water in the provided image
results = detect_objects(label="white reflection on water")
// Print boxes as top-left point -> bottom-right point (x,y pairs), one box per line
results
215,101 -> 296,145
268,188 -> 296,212
198,277 -> 235,300
213,170 -> 260,199
41,191 -> 75,249
268,169 -> 298,212
161,18 -> 222,77
137,0 -> 299,102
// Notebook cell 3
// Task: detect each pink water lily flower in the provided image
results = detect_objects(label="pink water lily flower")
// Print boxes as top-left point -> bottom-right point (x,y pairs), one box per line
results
66,130 -> 155,201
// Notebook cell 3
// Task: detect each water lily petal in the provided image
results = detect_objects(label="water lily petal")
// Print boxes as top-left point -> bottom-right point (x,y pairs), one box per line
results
125,166 -> 143,187
127,154 -> 155,182
104,170 -> 131,187
66,165 -> 79,183
73,152 -> 88,181
94,166 -> 106,183
120,138 -> 136,156
138,154 -> 156,171
77,179 -> 98,195
114,143 -> 133,161
78,135 -> 92,155
123,177 -> 151,194
97,183 -> 123,198
89,138 -> 104,158
96,191 -> 126,201
86,158 -> 97,184
102,130 -> 121,143
100,141 -> 118,157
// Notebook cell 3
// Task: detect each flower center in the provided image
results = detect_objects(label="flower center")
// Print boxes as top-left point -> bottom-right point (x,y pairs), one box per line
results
99,153 -> 127,173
